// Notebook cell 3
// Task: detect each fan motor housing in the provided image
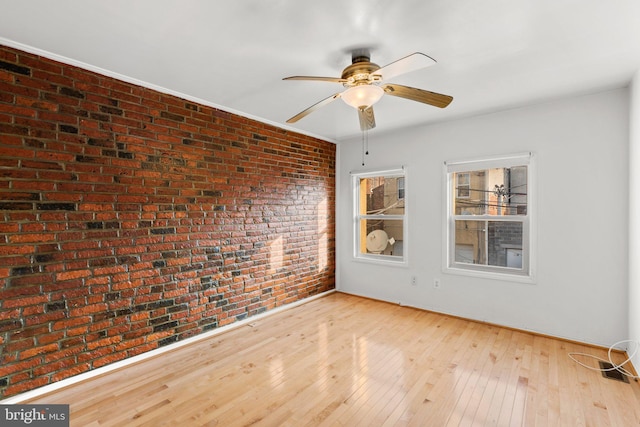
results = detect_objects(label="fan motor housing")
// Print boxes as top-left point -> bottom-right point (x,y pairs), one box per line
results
341,62 -> 381,86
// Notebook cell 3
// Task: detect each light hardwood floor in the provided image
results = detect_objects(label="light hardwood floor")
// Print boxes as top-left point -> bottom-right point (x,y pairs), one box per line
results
24,292 -> 640,426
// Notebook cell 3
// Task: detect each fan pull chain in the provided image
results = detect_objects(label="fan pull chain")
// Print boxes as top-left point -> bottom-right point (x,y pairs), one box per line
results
361,129 -> 369,166
365,128 -> 369,156
361,130 -> 365,165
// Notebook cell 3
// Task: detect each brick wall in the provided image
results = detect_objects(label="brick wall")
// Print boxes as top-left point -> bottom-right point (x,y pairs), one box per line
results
0,45 -> 335,398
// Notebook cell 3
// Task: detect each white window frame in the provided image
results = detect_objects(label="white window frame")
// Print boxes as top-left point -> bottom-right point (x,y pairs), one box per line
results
443,153 -> 536,283
352,167 -> 408,266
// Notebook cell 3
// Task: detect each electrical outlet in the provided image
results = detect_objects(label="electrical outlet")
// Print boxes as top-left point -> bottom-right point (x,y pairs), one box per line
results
434,278 -> 440,289
411,276 -> 417,286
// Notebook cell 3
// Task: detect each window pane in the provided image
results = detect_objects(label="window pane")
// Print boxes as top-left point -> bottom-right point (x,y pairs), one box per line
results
359,219 -> 403,257
455,220 -> 523,268
359,177 -> 405,215
487,221 -> 523,268
454,220 -> 486,264
454,166 -> 527,216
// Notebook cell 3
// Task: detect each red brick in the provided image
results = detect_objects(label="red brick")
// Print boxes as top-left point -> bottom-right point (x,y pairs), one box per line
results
127,343 -> 156,357
37,331 -> 66,345
68,303 -> 108,317
9,233 -> 56,244
51,364 -> 91,382
114,337 -> 145,352
66,326 -> 89,337
86,336 -> 122,351
3,377 -> 50,397
55,269 -> 91,281
52,316 -> 92,331
3,338 -> 34,354
0,308 -> 20,320
20,343 -> 59,360
92,351 -> 127,368
3,295 -> 49,309
34,358 -> 73,376
9,372 -> 32,385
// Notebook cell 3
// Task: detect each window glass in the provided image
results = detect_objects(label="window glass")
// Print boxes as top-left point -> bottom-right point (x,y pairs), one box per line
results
453,167 -> 527,216
358,219 -> 403,257
359,177 -> 405,215
454,220 -> 523,267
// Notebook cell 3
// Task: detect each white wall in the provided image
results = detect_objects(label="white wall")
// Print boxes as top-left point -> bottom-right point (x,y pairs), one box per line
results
337,88 -> 629,347
629,72 -> 640,368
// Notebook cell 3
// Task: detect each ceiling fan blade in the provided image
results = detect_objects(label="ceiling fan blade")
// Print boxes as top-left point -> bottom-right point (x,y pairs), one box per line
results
375,52 -> 436,81
358,106 -> 376,131
382,84 -> 453,108
286,92 -> 342,123
283,76 -> 346,84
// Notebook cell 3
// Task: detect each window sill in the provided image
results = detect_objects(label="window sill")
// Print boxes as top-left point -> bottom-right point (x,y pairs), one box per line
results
443,265 -> 536,284
354,254 -> 408,268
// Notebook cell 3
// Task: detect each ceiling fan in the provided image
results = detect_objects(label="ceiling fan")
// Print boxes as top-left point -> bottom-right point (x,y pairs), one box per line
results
283,49 -> 453,131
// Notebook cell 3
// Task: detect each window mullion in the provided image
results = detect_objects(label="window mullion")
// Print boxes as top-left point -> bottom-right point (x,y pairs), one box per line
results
452,215 -> 525,222
360,214 -> 405,221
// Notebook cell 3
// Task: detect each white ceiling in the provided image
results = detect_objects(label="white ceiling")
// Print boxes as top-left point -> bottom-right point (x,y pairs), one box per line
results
1,0 -> 640,142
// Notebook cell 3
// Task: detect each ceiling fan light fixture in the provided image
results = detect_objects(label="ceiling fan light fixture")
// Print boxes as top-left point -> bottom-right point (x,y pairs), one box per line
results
283,52 -> 452,128
341,85 -> 384,109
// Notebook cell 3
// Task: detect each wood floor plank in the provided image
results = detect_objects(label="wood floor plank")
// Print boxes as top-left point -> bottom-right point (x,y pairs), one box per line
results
445,324 -> 499,426
19,292 -> 640,426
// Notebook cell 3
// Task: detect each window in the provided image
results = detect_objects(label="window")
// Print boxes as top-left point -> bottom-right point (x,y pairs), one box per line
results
397,177 -> 405,200
444,153 -> 534,281
456,173 -> 470,198
353,168 -> 407,264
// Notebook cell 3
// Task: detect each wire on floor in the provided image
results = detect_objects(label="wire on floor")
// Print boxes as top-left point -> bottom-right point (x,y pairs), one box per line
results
568,339 -> 639,380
